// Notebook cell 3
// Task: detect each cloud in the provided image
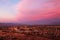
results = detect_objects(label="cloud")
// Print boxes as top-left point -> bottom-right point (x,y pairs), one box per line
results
16,0 -> 60,22
0,0 -> 60,24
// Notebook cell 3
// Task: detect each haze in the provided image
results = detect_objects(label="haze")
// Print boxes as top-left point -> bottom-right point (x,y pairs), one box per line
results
0,0 -> 60,25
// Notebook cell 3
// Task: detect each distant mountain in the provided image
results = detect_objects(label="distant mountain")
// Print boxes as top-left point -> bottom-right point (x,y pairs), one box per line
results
0,23 -> 21,27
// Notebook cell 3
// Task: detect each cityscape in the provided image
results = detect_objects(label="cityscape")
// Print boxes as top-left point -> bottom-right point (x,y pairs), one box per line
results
0,23 -> 60,40
0,0 -> 60,40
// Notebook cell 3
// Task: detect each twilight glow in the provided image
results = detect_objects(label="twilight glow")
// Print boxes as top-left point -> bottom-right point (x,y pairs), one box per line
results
0,0 -> 60,25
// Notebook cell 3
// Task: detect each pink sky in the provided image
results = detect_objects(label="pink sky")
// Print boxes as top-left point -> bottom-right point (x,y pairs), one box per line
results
0,0 -> 60,24
16,0 -> 60,21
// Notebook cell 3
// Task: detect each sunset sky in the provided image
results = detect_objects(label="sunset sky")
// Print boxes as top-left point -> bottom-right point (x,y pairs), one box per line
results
0,0 -> 60,25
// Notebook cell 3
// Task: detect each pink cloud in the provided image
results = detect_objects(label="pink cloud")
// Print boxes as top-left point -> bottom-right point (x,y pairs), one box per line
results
16,0 -> 60,22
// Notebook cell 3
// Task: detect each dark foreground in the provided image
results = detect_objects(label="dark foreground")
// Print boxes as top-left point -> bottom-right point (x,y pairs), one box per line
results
0,25 -> 60,40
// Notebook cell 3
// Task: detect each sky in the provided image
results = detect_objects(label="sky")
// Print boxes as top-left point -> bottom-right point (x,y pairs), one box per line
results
0,0 -> 20,22
0,0 -> 60,25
